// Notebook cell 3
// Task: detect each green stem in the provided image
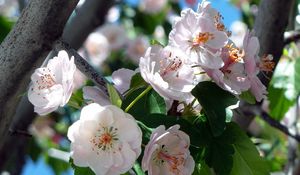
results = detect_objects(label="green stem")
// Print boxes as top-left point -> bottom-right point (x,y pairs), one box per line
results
125,86 -> 152,113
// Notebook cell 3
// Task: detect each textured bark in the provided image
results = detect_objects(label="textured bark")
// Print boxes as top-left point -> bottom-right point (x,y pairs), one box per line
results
63,0 -> 115,50
0,97 -> 35,172
0,0 -> 115,172
254,0 -> 295,85
234,0 -> 295,130
54,40 -> 109,96
0,0 -> 79,151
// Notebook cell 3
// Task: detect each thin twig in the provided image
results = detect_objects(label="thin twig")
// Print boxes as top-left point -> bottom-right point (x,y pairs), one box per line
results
8,129 -> 32,138
54,40 -> 110,97
259,111 -> 300,142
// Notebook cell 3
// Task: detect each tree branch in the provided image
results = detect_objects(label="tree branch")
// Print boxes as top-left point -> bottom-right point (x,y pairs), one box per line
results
234,0 -> 295,130
1,0 -> 116,171
63,0 -> 115,50
54,40 -> 109,96
0,0 -> 79,151
254,0 -> 295,85
259,111 -> 300,142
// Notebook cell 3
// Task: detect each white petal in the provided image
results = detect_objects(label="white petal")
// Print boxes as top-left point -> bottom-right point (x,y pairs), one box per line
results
83,86 -> 111,106
80,103 -> 104,121
206,31 -> 228,49
67,121 -> 81,142
112,68 -> 135,94
199,50 -> 224,69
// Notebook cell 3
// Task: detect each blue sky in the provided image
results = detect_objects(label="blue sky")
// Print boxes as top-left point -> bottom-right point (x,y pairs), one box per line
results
125,0 -> 241,28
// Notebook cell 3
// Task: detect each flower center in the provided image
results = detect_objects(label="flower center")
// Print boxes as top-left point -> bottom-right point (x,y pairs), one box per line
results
226,44 -> 244,63
154,145 -> 185,175
192,32 -> 214,47
100,133 -> 113,145
90,126 -> 119,154
160,52 -> 183,77
34,68 -> 56,91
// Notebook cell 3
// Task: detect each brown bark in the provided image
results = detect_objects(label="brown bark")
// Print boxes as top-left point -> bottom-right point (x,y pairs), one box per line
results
63,0 -> 115,50
0,0 -> 79,154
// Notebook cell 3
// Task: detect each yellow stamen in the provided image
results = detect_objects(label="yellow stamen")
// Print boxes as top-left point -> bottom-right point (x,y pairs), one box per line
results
192,32 -> 214,47
260,54 -> 275,72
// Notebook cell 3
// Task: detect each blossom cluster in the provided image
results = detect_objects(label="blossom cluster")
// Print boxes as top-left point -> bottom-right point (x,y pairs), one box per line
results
139,0 -> 273,102
26,1 -> 273,175
27,50 -> 195,175
68,103 -> 194,175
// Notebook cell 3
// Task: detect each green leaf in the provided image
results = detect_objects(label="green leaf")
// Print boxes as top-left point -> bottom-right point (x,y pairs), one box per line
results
133,162 -> 146,175
146,90 -> 166,114
70,159 -> 95,175
27,139 -> 42,162
107,84 -> 122,107
228,123 -> 270,175
193,161 -> 212,175
129,73 -> 147,90
204,124 -> 236,175
68,89 -> 84,109
268,58 -> 298,120
0,16 -> 13,42
294,58 -> 300,91
199,161 -> 213,175
122,88 -> 166,118
268,86 -> 295,120
239,90 -> 256,104
132,7 -> 167,35
150,39 -> 164,46
191,81 -> 239,136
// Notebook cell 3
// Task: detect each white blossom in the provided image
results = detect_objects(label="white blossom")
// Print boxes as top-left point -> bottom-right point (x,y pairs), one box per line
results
139,45 -> 196,101
112,68 -> 136,94
83,32 -> 110,67
142,125 -> 195,175
169,9 -> 228,69
139,0 -> 167,14
242,31 -> 268,101
204,43 -> 250,95
28,50 -> 76,116
99,24 -> 128,50
68,103 -> 142,175
126,36 -> 149,64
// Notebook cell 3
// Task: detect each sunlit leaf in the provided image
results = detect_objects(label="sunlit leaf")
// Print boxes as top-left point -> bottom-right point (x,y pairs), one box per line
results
191,81 -> 239,137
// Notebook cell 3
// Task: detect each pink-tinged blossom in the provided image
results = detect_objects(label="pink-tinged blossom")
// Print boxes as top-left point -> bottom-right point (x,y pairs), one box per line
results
197,0 -> 231,36
126,36 -> 149,64
205,43 -> 250,95
142,125 -> 195,175
83,32 -> 110,67
112,68 -> 136,94
68,103 -> 142,175
28,51 -> 76,116
139,0 -> 167,14
139,45 -> 197,101
83,86 -> 111,106
169,9 -> 228,69
83,68 -> 136,105
99,24 -> 128,50
242,31 -> 268,102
